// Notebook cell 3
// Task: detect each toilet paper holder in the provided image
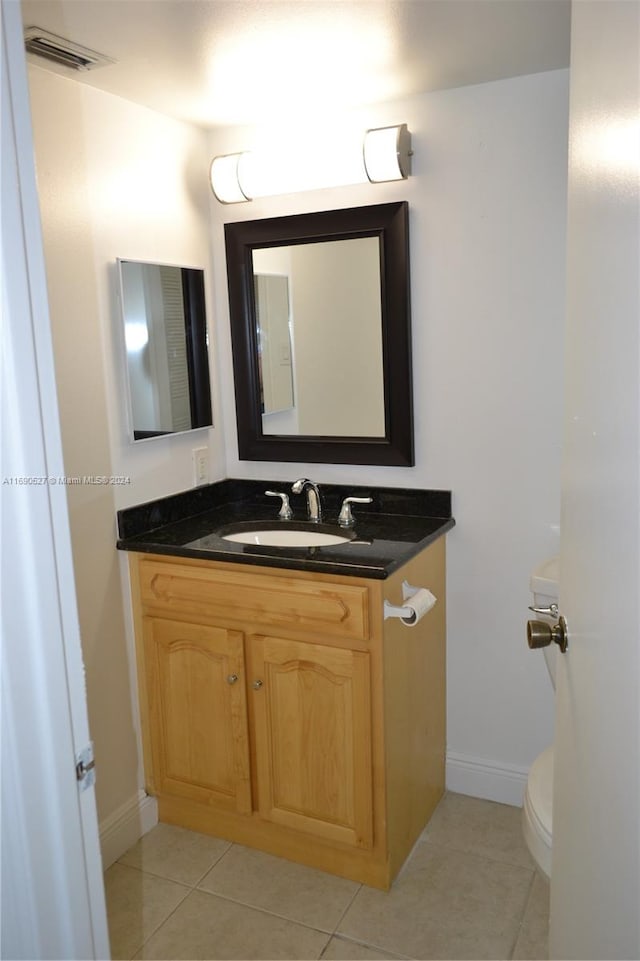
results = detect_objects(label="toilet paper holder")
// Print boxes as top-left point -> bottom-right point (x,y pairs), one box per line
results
383,580 -> 437,625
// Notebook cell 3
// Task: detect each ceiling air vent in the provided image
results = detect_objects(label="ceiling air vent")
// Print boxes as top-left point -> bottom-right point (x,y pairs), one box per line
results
24,27 -> 116,72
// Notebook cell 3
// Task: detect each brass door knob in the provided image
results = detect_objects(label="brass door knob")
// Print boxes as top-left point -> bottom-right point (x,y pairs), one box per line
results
527,615 -> 569,653
227,674 -> 239,685
252,679 -> 263,690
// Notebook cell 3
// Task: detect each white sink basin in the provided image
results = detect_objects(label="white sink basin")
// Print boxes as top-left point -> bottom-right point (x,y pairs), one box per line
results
222,528 -> 351,548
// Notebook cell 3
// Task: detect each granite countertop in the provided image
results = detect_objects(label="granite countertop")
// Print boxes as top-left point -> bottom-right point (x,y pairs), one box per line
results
116,478 -> 455,580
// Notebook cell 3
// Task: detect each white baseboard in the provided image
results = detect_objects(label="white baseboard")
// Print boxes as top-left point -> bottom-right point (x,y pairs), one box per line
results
446,751 -> 529,807
99,789 -> 158,869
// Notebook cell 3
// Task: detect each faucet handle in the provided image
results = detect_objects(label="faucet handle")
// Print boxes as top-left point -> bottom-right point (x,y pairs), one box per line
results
265,490 -> 293,520
338,496 -> 373,528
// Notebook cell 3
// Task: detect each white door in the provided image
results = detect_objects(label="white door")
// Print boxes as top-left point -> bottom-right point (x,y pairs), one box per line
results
551,2 -> 640,958
1,3 -> 110,957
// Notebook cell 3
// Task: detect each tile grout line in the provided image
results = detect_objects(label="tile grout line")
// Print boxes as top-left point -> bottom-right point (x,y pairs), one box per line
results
190,840 -> 235,888
331,881 -> 362,935
126,881 -> 192,961
317,882 -> 365,960
189,841 -> 368,939
324,930 -> 415,960
316,929 -> 334,961
115,841 -> 366,954
329,883 -> 416,961
508,868 -> 538,961
188,884 -> 344,937
114,844 -> 233,960
418,834 -> 537,873
115,840 -> 232,889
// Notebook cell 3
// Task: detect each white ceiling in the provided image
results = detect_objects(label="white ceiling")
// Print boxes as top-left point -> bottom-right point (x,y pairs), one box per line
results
21,0 -> 571,130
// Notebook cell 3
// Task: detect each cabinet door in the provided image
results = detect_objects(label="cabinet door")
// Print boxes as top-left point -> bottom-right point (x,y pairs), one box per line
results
248,635 -> 373,849
144,616 -> 252,814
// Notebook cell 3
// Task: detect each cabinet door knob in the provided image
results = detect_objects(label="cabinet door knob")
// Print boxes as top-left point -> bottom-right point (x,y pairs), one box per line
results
227,674 -> 239,685
252,679 -> 263,690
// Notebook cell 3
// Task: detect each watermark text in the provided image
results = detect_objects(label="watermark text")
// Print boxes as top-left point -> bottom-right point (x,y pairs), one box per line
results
3,475 -> 131,486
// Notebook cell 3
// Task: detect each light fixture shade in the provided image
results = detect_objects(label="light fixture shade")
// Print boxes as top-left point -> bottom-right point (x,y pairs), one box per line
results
209,153 -> 252,203
363,124 -> 412,183
209,124 -> 412,202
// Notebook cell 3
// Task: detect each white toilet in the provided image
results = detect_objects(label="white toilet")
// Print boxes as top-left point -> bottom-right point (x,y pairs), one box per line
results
522,555 -> 558,879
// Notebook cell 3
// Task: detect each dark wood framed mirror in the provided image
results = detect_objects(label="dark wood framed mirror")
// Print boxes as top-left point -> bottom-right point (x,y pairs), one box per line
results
224,201 -> 414,466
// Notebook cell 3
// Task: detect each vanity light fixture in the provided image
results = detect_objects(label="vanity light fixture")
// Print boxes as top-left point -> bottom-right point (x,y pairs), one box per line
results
209,124 -> 412,204
209,152 -> 252,204
363,124 -> 412,183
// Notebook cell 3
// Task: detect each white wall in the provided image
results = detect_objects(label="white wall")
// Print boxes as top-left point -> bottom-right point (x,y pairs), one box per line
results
209,69 -> 569,802
26,65 -> 225,852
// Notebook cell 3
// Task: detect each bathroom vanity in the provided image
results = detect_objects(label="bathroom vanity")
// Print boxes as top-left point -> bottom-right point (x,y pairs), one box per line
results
117,480 -> 454,889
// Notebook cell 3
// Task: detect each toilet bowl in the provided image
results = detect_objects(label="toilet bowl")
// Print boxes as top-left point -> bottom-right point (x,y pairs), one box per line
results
523,744 -> 553,878
522,554 -> 558,878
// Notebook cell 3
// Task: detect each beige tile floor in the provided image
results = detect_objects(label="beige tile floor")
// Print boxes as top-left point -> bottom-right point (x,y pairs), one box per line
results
104,792 -> 549,961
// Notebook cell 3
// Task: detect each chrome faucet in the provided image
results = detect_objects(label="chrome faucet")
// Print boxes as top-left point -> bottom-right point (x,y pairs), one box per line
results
291,478 -> 323,523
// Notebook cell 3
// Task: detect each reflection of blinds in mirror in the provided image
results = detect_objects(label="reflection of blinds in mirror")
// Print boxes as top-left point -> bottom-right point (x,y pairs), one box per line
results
159,267 -> 191,431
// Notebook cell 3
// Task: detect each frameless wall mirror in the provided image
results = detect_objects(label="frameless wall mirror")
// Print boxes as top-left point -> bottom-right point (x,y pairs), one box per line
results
117,259 -> 213,441
225,202 -> 413,466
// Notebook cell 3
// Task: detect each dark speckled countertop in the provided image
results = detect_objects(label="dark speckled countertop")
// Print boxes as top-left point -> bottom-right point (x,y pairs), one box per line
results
116,478 -> 455,580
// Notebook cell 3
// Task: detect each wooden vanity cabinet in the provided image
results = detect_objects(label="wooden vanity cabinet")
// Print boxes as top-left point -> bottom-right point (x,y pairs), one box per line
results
128,536 -> 446,889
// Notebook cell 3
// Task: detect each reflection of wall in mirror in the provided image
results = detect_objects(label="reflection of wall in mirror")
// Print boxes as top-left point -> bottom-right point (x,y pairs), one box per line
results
291,238 -> 384,437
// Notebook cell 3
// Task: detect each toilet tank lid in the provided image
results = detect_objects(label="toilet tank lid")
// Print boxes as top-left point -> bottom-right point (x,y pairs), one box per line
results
530,555 -> 559,598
